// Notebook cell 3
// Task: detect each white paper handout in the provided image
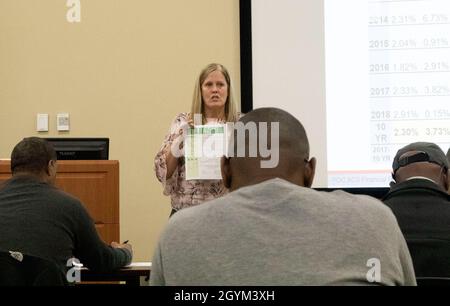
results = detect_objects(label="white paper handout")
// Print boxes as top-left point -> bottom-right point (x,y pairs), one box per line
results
185,124 -> 228,180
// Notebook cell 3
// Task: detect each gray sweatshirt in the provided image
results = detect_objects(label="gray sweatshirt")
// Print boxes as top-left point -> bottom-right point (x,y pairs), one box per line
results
151,178 -> 416,286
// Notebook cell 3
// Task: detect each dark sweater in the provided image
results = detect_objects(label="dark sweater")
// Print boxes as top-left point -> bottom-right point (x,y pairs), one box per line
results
383,178 -> 450,237
0,175 -> 131,273
383,178 -> 450,277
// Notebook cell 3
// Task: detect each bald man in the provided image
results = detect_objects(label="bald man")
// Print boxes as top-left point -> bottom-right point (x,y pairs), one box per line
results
383,142 -> 450,278
150,108 -> 415,286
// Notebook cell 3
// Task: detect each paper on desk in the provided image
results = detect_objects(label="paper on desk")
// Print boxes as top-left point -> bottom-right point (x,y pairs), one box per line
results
126,262 -> 152,267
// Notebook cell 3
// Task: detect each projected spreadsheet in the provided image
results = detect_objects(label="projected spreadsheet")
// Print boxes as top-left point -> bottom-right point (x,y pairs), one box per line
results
326,0 -> 450,187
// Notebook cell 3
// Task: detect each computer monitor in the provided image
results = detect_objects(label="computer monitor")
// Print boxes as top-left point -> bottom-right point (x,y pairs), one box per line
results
44,138 -> 109,160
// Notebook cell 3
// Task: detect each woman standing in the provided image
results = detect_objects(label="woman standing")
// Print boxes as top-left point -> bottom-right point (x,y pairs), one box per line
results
154,63 -> 239,216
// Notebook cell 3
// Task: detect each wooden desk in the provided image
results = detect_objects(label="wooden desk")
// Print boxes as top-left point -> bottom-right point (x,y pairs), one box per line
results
79,263 -> 151,286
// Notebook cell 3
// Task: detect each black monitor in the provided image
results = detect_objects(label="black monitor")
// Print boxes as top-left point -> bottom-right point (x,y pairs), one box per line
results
44,138 -> 109,160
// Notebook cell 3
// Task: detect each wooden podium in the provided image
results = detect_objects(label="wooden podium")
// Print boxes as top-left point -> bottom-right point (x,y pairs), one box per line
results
0,160 -> 119,244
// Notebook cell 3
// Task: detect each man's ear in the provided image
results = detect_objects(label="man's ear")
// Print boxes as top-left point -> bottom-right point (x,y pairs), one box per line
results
304,157 -> 316,188
46,160 -> 52,176
47,160 -> 57,178
389,173 -> 397,188
221,156 -> 232,189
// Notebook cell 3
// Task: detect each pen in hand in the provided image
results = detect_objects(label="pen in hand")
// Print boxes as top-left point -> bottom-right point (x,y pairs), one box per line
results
111,240 -> 132,258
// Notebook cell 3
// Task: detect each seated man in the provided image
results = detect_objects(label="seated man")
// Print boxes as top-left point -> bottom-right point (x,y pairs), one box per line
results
0,137 -> 132,283
150,107 -> 415,286
383,142 -> 450,278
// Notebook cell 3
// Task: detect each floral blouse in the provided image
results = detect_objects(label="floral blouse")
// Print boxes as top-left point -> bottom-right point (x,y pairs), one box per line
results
154,112 -> 228,210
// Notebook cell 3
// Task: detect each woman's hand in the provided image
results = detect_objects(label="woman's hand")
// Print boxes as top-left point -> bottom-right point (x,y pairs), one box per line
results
186,113 -> 196,127
165,121 -> 192,179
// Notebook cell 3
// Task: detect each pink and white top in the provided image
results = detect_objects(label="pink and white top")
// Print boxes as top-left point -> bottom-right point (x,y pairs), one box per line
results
154,112 -> 228,211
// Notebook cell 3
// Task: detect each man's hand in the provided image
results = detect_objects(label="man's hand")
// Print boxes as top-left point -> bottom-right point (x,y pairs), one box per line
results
111,241 -> 133,258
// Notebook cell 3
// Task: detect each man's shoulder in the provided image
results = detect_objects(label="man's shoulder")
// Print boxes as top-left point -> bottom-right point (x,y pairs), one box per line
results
334,188 -> 387,204
312,188 -> 392,215
43,186 -> 85,211
385,179 -> 450,200
2,176 -> 81,205
180,179 -> 386,214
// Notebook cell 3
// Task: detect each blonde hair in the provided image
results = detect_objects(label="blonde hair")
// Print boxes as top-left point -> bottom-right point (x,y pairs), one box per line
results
191,63 -> 239,124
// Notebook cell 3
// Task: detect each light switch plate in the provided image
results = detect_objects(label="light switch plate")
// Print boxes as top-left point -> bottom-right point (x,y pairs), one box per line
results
37,114 -> 49,132
57,113 -> 70,131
